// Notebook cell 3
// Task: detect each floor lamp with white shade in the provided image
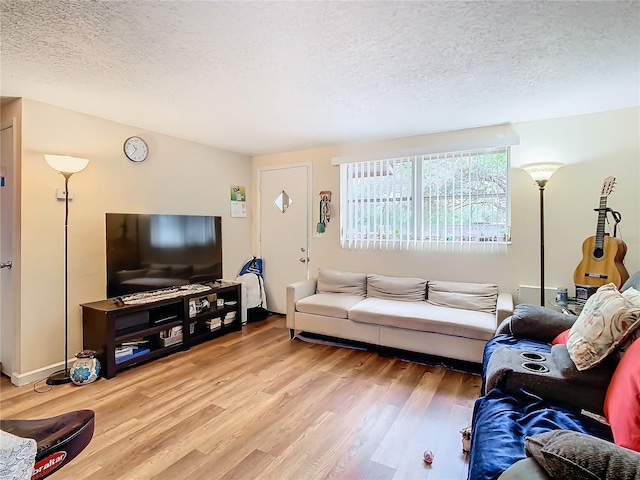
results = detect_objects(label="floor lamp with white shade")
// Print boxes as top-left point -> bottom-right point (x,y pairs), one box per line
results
45,154 -> 90,385
521,163 -> 563,307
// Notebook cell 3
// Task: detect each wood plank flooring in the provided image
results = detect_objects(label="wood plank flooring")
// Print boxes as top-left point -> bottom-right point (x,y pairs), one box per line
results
0,315 -> 481,480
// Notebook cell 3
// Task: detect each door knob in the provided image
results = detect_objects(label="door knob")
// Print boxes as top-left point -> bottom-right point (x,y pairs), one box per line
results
1,261 -> 12,269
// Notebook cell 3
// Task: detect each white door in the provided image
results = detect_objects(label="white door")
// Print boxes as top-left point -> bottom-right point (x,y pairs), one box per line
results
259,165 -> 310,314
1,125 -> 15,375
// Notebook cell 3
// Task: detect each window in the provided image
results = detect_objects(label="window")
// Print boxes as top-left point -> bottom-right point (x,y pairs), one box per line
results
339,147 -> 510,251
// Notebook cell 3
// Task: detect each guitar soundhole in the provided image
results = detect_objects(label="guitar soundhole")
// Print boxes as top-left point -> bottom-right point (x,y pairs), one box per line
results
594,248 -> 604,259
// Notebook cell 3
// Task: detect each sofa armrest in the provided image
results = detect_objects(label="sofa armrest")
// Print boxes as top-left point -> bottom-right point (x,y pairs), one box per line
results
485,344 -> 615,413
496,293 -> 514,325
286,278 -> 317,329
495,303 -> 577,342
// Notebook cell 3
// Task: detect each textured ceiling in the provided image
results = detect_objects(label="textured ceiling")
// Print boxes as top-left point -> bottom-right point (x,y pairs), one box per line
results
1,1 -> 639,156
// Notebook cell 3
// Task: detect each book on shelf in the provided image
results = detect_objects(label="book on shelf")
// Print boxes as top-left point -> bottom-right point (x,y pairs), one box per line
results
120,339 -> 149,347
206,318 -> 222,331
159,335 -> 183,347
115,347 -> 150,364
160,326 -> 183,339
115,345 -> 134,358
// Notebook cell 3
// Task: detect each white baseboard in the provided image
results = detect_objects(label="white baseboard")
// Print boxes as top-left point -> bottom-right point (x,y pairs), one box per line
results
9,359 -> 74,387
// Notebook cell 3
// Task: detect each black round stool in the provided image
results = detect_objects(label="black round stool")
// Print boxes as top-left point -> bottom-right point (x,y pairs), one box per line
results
1,409 -> 95,479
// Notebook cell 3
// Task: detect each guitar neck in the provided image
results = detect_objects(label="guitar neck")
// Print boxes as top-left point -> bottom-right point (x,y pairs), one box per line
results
595,195 -> 608,249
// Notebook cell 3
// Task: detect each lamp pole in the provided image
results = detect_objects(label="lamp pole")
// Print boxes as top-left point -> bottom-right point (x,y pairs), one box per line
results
47,172 -> 74,384
522,163 -> 563,308
45,155 -> 89,385
537,179 -> 547,307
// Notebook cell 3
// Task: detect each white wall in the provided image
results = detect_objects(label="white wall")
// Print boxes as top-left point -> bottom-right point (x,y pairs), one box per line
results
11,102 -> 639,383
17,99 -> 253,382
252,107 -> 640,303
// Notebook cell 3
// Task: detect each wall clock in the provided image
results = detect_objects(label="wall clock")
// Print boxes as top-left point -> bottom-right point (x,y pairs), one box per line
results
123,136 -> 149,162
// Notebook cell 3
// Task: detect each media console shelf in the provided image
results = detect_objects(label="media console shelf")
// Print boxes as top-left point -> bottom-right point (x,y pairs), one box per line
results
81,282 -> 242,379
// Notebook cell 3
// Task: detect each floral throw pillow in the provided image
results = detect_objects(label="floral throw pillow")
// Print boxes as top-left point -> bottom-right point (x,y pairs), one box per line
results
615,288 -> 640,360
567,283 -> 640,371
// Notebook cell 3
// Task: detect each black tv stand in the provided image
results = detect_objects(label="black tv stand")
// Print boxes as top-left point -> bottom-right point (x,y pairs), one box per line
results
81,282 -> 242,379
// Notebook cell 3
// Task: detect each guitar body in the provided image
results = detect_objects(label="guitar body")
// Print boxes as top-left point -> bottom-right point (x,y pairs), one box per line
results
573,234 -> 629,288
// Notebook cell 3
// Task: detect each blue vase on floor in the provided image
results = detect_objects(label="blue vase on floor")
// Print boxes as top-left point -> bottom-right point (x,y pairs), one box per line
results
70,350 -> 101,385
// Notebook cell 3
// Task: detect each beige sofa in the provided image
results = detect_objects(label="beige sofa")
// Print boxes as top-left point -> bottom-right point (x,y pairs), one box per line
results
286,269 -> 514,363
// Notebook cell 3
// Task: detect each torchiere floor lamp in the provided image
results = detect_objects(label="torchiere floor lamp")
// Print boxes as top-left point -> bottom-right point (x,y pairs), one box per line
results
522,163 -> 563,307
45,154 -> 90,385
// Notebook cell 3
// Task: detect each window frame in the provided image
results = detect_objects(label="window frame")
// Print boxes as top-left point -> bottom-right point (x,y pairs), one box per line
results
339,146 -> 511,251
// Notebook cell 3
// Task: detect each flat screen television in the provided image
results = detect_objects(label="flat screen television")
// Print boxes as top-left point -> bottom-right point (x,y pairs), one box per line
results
106,213 -> 222,298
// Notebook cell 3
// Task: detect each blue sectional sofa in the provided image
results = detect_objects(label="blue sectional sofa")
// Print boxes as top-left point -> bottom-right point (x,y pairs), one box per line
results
467,303 -> 640,480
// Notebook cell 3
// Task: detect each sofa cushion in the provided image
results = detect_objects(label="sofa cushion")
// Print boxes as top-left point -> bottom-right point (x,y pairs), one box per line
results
366,274 -> 427,302
427,280 -> 498,314
348,297 -> 495,340
567,283 -> 640,371
495,304 -> 577,342
549,344 -> 617,390
316,269 -> 367,296
468,388 -> 613,480
497,458 -> 550,480
551,329 -> 570,345
604,336 -> 640,452
525,430 -> 640,480
551,328 -> 570,345
296,293 -> 365,319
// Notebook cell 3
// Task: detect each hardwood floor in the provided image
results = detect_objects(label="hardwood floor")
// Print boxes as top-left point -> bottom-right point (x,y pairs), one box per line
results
1,315 -> 481,480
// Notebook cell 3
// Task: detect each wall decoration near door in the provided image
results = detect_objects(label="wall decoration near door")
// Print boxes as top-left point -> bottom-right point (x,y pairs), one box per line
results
573,176 -> 629,290
316,190 -> 332,234
230,185 -> 246,218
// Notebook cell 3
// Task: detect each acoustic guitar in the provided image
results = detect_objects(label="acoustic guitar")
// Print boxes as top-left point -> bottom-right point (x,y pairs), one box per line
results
573,176 -> 629,288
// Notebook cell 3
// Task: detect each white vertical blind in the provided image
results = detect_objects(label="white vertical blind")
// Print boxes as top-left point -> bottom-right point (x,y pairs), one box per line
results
340,147 -> 510,252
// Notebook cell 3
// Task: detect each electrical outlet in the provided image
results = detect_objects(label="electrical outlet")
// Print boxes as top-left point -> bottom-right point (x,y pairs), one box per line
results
56,188 -> 74,200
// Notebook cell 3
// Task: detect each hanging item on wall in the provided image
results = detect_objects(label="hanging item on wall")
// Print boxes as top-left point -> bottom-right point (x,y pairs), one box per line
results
316,191 -> 332,233
230,185 -> 247,218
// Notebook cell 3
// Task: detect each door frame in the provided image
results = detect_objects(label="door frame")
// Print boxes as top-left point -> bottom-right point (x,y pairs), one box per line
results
257,162 -> 312,283
1,117 -> 19,382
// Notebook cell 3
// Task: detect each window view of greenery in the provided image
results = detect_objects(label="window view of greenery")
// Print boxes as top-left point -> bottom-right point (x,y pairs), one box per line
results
340,148 -> 510,249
